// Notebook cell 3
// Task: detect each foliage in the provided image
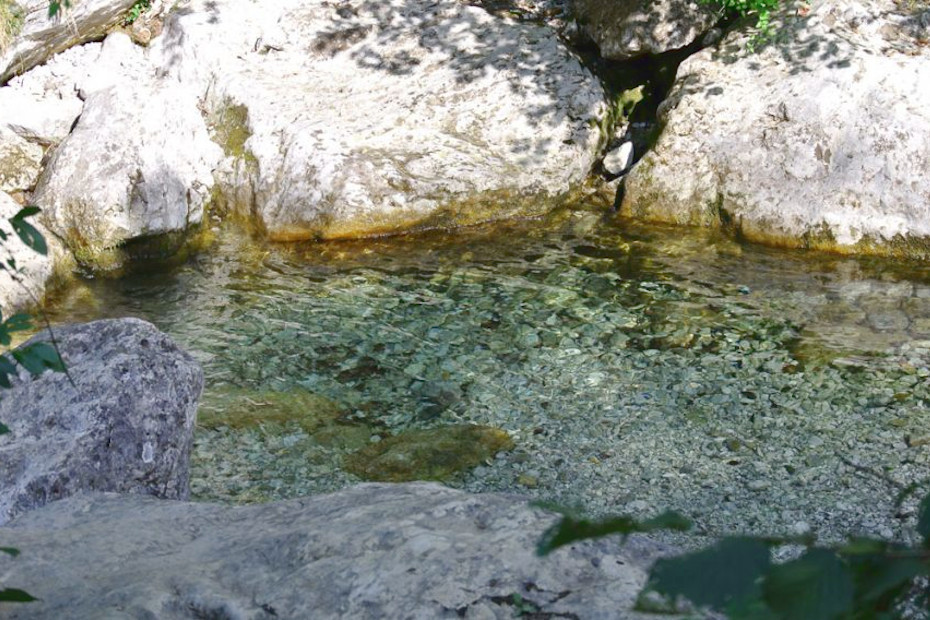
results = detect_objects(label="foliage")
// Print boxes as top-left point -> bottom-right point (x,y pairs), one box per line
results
46,0 -> 69,19
700,0 -> 782,43
538,492 -> 930,618
0,206 -> 66,604
123,0 -> 151,26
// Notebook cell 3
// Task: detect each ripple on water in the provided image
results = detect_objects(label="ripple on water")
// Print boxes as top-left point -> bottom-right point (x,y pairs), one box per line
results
44,208 -> 930,545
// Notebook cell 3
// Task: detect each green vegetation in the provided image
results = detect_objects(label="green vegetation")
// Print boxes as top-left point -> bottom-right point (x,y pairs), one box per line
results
701,0 -> 782,42
123,0 -> 151,26
0,207 -> 66,604
538,490 -> 930,618
0,0 -> 23,52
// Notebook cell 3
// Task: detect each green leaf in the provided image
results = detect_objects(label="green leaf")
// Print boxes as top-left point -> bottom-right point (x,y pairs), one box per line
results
12,342 -> 65,375
849,552 -> 927,608
9,217 -> 47,256
12,206 -> 40,219
4,313 -> 33,333
763,548 -> 854,620
647,537 -> 771,611
0,355 -> 16,388
537,510 -> 691,556
918,493 -> 930,546
0,588 -> 37,602
0,421 -> 8,434
0,547 -> 20,557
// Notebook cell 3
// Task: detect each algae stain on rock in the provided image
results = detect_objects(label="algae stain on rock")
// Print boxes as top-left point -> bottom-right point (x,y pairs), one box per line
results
343,424 -> 514,483
199,386 -> 344,433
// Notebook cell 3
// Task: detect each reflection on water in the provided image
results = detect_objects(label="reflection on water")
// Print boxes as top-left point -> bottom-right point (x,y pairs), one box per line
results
45,208 -> 930,541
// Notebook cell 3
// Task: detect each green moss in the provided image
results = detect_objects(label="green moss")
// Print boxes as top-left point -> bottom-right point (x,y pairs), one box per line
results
197,385 -> 347,434
0,0 -> 24,53
208,103 -> 256,163
343,424 -> 514,482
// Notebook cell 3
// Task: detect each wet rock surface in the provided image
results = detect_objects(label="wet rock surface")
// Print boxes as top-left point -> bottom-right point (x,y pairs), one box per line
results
0,317 -> 202,524
0,483 -> 667,619
621,0 -> 930,257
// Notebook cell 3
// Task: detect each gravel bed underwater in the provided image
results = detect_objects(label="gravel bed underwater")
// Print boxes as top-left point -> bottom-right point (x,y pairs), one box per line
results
47,207 -> 930,549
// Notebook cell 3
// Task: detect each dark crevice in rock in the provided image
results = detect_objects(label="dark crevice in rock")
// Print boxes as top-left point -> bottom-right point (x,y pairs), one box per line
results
559,11 -> 740,203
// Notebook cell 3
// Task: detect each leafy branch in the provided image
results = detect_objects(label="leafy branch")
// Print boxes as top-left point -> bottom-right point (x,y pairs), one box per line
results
537,492 -> 930,618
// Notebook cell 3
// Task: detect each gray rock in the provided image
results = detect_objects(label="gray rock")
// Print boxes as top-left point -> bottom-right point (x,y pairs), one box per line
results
0,191 -> 55,316
152,0 -> 607,240
0,318 -> 203,525
0,483 -> 666,618
572,0 -> 718,59
621,0 -> 930,257
0,0 -> 137,84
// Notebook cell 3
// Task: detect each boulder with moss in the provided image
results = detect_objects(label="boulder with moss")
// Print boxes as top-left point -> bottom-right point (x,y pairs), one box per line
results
150,0 -> 607,240
32,33 -> 222,268
620,0 -> 930,258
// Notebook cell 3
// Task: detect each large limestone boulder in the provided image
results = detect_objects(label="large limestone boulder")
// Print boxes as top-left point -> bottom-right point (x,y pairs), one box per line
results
152,0 -> 607,240
620,0 -> 930,257
0,191 -> 56,315
572,0 -> 718,59
0,318 -> 203,525
0,0 -> 137,84
33,33 -> 222,265
0,483 -> 665,618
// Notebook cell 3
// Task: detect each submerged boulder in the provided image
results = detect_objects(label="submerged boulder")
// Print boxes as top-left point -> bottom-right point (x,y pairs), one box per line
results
572,0 -> 718,59
344,424 -> 514,482
621,0 -> 930,257
0,483 -> 665,618
153,0 -> 607,240
0,0 -> 137,84
0,318 -> 203,524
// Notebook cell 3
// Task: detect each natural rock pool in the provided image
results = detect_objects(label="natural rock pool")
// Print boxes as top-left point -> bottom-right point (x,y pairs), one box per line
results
45,207 -> 930,546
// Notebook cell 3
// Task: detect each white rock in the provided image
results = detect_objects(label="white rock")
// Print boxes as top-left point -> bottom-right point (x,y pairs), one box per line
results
603,141 -> 634,175
153,0 -> 607,240
0,127 -> 43,192
33,72 -> 223,261
0,191 -> 55,316
621,0 -> 930,256
0,0 -> 137,84
573,0 -> 718,60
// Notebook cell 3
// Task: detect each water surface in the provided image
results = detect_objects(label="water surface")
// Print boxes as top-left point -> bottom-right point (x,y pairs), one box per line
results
46,208 -> 930,542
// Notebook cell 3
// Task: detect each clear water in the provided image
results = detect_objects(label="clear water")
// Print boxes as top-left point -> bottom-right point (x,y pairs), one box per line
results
45,207 -> 930,540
